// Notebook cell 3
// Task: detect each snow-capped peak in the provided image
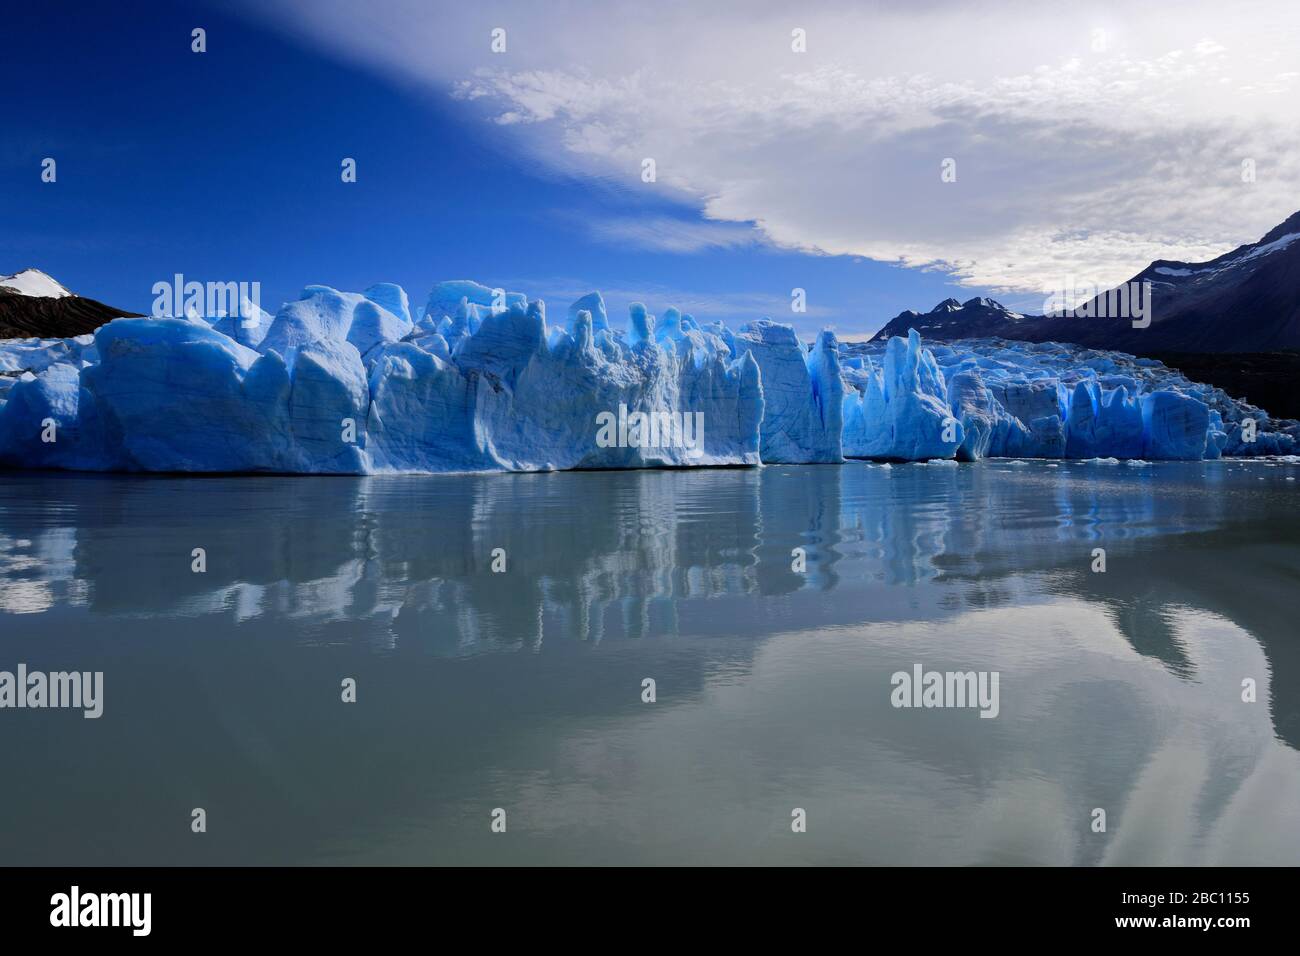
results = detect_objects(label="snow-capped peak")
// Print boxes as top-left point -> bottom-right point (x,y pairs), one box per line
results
928,296 -> 1019,315
0,268 -> 73,299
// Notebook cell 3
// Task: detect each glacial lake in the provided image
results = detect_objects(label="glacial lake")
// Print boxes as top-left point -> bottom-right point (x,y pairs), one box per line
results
2,460 -> 1298,865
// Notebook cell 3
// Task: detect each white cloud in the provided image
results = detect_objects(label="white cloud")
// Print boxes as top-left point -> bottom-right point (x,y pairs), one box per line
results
586,216 -> 761,253
242,0 -> 1300,294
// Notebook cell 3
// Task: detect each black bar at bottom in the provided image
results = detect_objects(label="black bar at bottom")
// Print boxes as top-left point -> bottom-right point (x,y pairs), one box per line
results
0,867 -> 1285,940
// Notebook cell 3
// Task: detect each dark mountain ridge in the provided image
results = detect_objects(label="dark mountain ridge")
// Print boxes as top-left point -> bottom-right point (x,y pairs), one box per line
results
0,269 -> 141,339
871,210 -> 1300,354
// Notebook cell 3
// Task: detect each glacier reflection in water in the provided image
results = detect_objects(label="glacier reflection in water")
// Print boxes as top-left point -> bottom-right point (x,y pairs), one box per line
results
1,460 -> 1298,864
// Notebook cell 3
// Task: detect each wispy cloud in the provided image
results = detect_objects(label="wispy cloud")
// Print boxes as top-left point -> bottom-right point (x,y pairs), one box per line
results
240,0 -> 1300,294
585,216 -> 762,253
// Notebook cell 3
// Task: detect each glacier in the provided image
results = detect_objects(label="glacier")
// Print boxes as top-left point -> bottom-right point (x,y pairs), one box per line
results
1,280 -> 1296,474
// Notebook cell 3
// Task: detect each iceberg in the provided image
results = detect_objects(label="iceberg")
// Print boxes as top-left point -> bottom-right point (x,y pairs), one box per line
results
1,280 -> 1295,475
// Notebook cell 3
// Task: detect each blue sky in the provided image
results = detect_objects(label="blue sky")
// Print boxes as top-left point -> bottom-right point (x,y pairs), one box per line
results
3,0 -> 1297,338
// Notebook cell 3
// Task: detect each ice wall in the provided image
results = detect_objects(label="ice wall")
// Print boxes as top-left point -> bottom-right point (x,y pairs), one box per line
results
1,282 -> 1294,475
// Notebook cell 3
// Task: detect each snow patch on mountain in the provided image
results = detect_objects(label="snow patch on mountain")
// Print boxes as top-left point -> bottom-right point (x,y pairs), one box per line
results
0,269 -> 73,299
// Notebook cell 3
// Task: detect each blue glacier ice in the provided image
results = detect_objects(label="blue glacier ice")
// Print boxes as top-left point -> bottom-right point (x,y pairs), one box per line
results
736,320 -> 842,462
1,280 -> 1296,474
842,329 -> 964,460
842,334 -> 1296,461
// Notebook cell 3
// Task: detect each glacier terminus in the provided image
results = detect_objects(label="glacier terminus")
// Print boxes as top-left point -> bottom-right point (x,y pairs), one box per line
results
1,279 -> 1296,475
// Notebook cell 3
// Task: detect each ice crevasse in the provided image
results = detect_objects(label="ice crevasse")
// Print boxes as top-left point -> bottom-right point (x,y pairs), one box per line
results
0,280 -> 1293,474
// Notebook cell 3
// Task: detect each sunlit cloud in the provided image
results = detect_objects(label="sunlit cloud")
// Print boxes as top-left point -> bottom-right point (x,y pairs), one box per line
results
240,0 -> 1300,295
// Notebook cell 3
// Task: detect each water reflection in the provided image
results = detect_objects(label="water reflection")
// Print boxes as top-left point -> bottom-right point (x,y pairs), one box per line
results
1,461 -> 1297,864
0,465 -> 1228,616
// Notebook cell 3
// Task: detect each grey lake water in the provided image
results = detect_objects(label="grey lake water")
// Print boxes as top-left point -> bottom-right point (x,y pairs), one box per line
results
1,460 -> 1298,866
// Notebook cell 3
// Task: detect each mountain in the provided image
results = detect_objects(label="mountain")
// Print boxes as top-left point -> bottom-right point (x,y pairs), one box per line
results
0,268 -> 73,299
871,211 -> 1300,354
1026,210 -> 1300,354
866,211 -> 1300,416
0,269 -> 142,339
871,296 -> 1034,342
